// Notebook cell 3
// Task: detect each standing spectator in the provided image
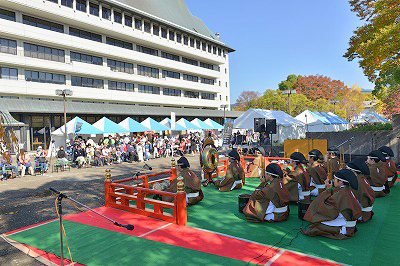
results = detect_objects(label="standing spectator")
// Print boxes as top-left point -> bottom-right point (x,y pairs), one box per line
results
86,144 -> 95,163
94,146 -> 105,166
137,142 -> 144,162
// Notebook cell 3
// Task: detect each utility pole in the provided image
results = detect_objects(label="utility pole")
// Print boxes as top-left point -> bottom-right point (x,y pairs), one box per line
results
282,90 -> 296,115
55,89 -> 73,147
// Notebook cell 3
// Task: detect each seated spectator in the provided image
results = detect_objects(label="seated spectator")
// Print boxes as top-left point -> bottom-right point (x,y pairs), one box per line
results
19,149 -> 34,176
35,146 -> 48,173
94,146 -> 105,166
57,146 -> 69,164
102,146 -> 111,165
2,150 -> 18,179
73,145 -> 86,168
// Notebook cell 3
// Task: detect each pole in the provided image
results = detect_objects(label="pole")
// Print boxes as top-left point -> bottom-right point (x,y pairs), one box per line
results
223,106 -> 226,124
56,195 -> 65,266
287,93 -> 291,115
63,94 -> 67,147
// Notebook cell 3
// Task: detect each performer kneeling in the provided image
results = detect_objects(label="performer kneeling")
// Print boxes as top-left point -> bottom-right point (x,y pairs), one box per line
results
308,149 -> 327,197
283,152 -> 311,202
302,169 -> 362,240
366,150 -> 388,197
245,147 -> 266,179
215,150 -> 245,192
162,157 -> 204,205
378,146 -> 398,187
243,163 -> 290,223
347,158 -> 375,222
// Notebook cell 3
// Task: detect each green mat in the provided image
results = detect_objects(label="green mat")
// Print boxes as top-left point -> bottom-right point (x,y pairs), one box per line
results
187,177 -> 400,266
8,220 -> 250,266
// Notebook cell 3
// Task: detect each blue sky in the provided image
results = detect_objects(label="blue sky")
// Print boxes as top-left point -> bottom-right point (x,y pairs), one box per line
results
186,0 -> 372,103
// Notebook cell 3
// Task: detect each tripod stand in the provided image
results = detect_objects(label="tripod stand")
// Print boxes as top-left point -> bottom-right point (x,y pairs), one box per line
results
50,188 -> 134,266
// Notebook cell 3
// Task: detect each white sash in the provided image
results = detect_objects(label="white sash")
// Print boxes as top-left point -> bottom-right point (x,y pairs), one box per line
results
371,186 -> 384,192
361,206 -> 373,212
230,180 -> 242,191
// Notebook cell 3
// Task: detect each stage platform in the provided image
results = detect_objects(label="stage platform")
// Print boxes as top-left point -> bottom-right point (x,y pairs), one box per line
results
3,175 -> 400,265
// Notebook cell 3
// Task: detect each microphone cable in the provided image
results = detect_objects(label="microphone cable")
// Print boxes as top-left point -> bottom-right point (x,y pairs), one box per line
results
246,218 -> 308,265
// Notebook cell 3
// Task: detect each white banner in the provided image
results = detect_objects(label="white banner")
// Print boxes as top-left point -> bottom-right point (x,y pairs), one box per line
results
171,112 -> 176,130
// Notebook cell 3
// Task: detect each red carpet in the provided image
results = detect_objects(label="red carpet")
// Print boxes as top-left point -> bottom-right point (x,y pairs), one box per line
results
63,207 -> 339,265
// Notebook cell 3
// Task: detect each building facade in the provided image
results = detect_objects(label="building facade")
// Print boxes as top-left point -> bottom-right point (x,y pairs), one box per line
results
0,0 -> 236,149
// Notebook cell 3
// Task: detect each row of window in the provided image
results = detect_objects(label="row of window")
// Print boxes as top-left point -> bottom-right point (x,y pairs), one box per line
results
70,51 -> 103,65
24,43 -> 65,62
1,67 -> 217,99
107,59 -> 134,74
0,38 -> 17,55
137,65 -> 159,78
0,67 -> 18,80
25,70 -> 66,84
1,8 -> 221,72
45,0 -> 227,58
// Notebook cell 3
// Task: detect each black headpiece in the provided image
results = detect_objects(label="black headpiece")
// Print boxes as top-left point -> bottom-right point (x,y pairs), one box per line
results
308,149 -> 324,161
228,150 -> 240,161
327,146 -> 339,155
290,152 -> 308,164
368,150 -> 386,162
177,156 -> 190,168
334,169 -> 358,190
378,146 -> 394,158
265,163 -> 283,178
347,158 -> 370,176
255,147 -> 266,156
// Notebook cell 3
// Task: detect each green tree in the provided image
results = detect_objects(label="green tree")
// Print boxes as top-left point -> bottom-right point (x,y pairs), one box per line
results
278,74 -> 299,91
344,0 -> 400,84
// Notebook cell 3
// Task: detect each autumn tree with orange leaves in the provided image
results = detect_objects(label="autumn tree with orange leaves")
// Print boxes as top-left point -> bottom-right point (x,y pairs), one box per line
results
293,75 -> 347,101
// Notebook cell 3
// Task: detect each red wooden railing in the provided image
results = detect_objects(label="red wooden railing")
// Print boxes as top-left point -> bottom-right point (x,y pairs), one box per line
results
104,162 -> 187,226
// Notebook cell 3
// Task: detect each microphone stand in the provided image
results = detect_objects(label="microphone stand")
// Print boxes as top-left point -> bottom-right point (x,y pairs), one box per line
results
50,187 -> 134,265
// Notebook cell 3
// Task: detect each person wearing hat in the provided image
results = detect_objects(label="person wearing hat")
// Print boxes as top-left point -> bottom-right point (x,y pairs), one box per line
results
378,146 -> 398,187
366,150 -> 388,197
326,147 -> 340,175
162,156 -> 204,205
302,169 -> 362,240
215,150 -> 245,192
308,149 -> 327,196
283,152 -> 311,202
243,163 -> 290,223
245,147 -> 266,179
347,158 -> 375,222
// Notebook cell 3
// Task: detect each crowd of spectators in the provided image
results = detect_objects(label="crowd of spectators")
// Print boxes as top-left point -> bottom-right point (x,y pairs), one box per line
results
60,132 -> 223,168
0,132 -> 223,180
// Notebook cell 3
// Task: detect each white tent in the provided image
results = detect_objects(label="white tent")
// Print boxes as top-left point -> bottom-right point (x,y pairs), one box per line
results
51,116 -> 103,149
352,110 -> 390,124
233,108 -> 306,143
296,110 -> 348,132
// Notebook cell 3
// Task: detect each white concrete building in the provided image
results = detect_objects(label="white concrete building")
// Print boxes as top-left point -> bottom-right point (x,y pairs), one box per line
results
0,0 -> 237,149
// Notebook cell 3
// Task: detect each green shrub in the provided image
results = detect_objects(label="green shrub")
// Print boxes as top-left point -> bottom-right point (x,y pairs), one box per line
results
347,123 -> 392,132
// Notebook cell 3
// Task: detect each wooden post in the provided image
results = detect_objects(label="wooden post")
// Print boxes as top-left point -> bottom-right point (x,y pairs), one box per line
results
104,169 -> 112,207
143,175 -> 149,188
176,176 -> 187,226
170,158 -> 177,181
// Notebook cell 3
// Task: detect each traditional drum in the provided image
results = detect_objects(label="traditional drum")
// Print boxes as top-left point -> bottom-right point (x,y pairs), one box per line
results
201,146 -> 219,172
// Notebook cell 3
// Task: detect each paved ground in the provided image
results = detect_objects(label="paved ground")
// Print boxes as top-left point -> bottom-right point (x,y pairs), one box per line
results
0,156 -> 201,265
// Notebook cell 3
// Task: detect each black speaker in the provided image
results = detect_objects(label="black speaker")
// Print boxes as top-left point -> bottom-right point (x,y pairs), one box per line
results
254,118 -> 266,132
265,119 -> 277,134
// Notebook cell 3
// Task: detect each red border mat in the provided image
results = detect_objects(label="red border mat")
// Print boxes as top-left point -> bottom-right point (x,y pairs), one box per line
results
4,207 -> 340,265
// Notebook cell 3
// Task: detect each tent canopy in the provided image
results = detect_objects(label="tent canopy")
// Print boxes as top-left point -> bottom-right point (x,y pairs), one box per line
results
176,118 -> 201,130
234,108 -> 304,129
352,110 -> 390,124
141,117 -> 170,131
160,118 -> 186,131
93,117 -> 128,133
119,118 -> 149,132
315,112 -> 349,124
204,118 -> 224,130
51,116 -> 103,136
191,118 -> 214,130
296,110 -> 330,125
